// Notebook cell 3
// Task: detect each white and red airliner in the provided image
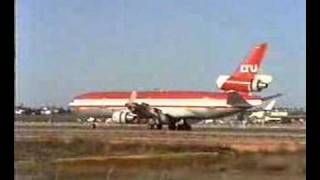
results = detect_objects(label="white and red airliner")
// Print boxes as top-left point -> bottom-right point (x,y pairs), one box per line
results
69,43 -> 281,130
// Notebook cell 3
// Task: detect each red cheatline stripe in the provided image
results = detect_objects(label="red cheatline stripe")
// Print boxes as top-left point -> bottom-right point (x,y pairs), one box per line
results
74,91 -> 260,100
71,105 -> 233,108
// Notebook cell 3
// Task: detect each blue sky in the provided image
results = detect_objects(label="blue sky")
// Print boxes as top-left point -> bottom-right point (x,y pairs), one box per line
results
16,0 -> 305,108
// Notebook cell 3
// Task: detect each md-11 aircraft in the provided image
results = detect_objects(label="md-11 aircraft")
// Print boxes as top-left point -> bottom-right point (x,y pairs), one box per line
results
69,43 -> 281,130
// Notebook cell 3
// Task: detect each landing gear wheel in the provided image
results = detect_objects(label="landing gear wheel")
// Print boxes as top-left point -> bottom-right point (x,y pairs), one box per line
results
177,124 -> 183,130
91,123 -> 96,129
149,124 -> 155,129
156,124 -> 163,130
237,113 -> 247,127
177,120 -> 192,131
177,120 -> 191,131
168,120 -> 176,130
148,118 -> 156,130
184,123 -> 191,131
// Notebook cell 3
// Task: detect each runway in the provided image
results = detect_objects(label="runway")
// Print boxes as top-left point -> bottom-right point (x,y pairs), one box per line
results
15,122 -> 305,153
14,121 -> 306,131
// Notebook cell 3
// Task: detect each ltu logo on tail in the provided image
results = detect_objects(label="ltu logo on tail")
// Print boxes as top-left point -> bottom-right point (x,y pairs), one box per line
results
240,64 -> 258,73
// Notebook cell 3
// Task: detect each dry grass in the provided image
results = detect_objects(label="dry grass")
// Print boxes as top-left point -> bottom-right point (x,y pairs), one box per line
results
15,134 -> 305,180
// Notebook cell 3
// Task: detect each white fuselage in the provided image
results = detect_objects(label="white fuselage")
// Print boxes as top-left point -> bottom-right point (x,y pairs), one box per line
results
69,97 -> 262,120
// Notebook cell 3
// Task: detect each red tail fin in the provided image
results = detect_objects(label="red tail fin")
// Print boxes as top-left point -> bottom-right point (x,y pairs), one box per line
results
216,43 -> 271,93
232,43 -> 268,80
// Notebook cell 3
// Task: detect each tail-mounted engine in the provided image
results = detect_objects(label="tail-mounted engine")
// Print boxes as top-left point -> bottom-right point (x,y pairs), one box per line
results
216,74 -> 273,93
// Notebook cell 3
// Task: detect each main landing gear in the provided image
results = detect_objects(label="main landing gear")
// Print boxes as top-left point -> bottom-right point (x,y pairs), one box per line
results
146,116 -> 192,131
148,118 -> 163,130
236,113 -> 248,128
149,123 -> 163,130
168,118 -> 192,131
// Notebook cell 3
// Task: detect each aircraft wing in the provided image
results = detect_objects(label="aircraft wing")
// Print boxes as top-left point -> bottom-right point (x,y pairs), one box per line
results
125,91 -> 161,119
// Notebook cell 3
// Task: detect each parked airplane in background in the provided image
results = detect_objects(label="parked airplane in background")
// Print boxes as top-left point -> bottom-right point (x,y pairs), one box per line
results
69,43 -> 281,130
248,100 -> 287,124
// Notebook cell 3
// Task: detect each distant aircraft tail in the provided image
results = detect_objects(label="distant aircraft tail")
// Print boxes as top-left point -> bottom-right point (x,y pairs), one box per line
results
264,100 -> 276,111
216,43 -> 273,93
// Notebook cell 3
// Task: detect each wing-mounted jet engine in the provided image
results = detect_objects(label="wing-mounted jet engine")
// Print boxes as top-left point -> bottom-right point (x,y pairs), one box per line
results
111,91 -> 167,129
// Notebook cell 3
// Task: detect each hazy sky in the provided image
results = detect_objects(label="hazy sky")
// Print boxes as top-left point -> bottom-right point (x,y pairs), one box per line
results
16,0 -> 305,108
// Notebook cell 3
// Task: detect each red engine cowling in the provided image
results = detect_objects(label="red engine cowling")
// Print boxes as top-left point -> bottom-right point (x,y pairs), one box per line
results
216,74 -> 272,93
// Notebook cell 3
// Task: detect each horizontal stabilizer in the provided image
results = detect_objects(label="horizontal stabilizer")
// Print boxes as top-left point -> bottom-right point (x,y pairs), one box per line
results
227,92 -> 252,108
261,93 -> 283,101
